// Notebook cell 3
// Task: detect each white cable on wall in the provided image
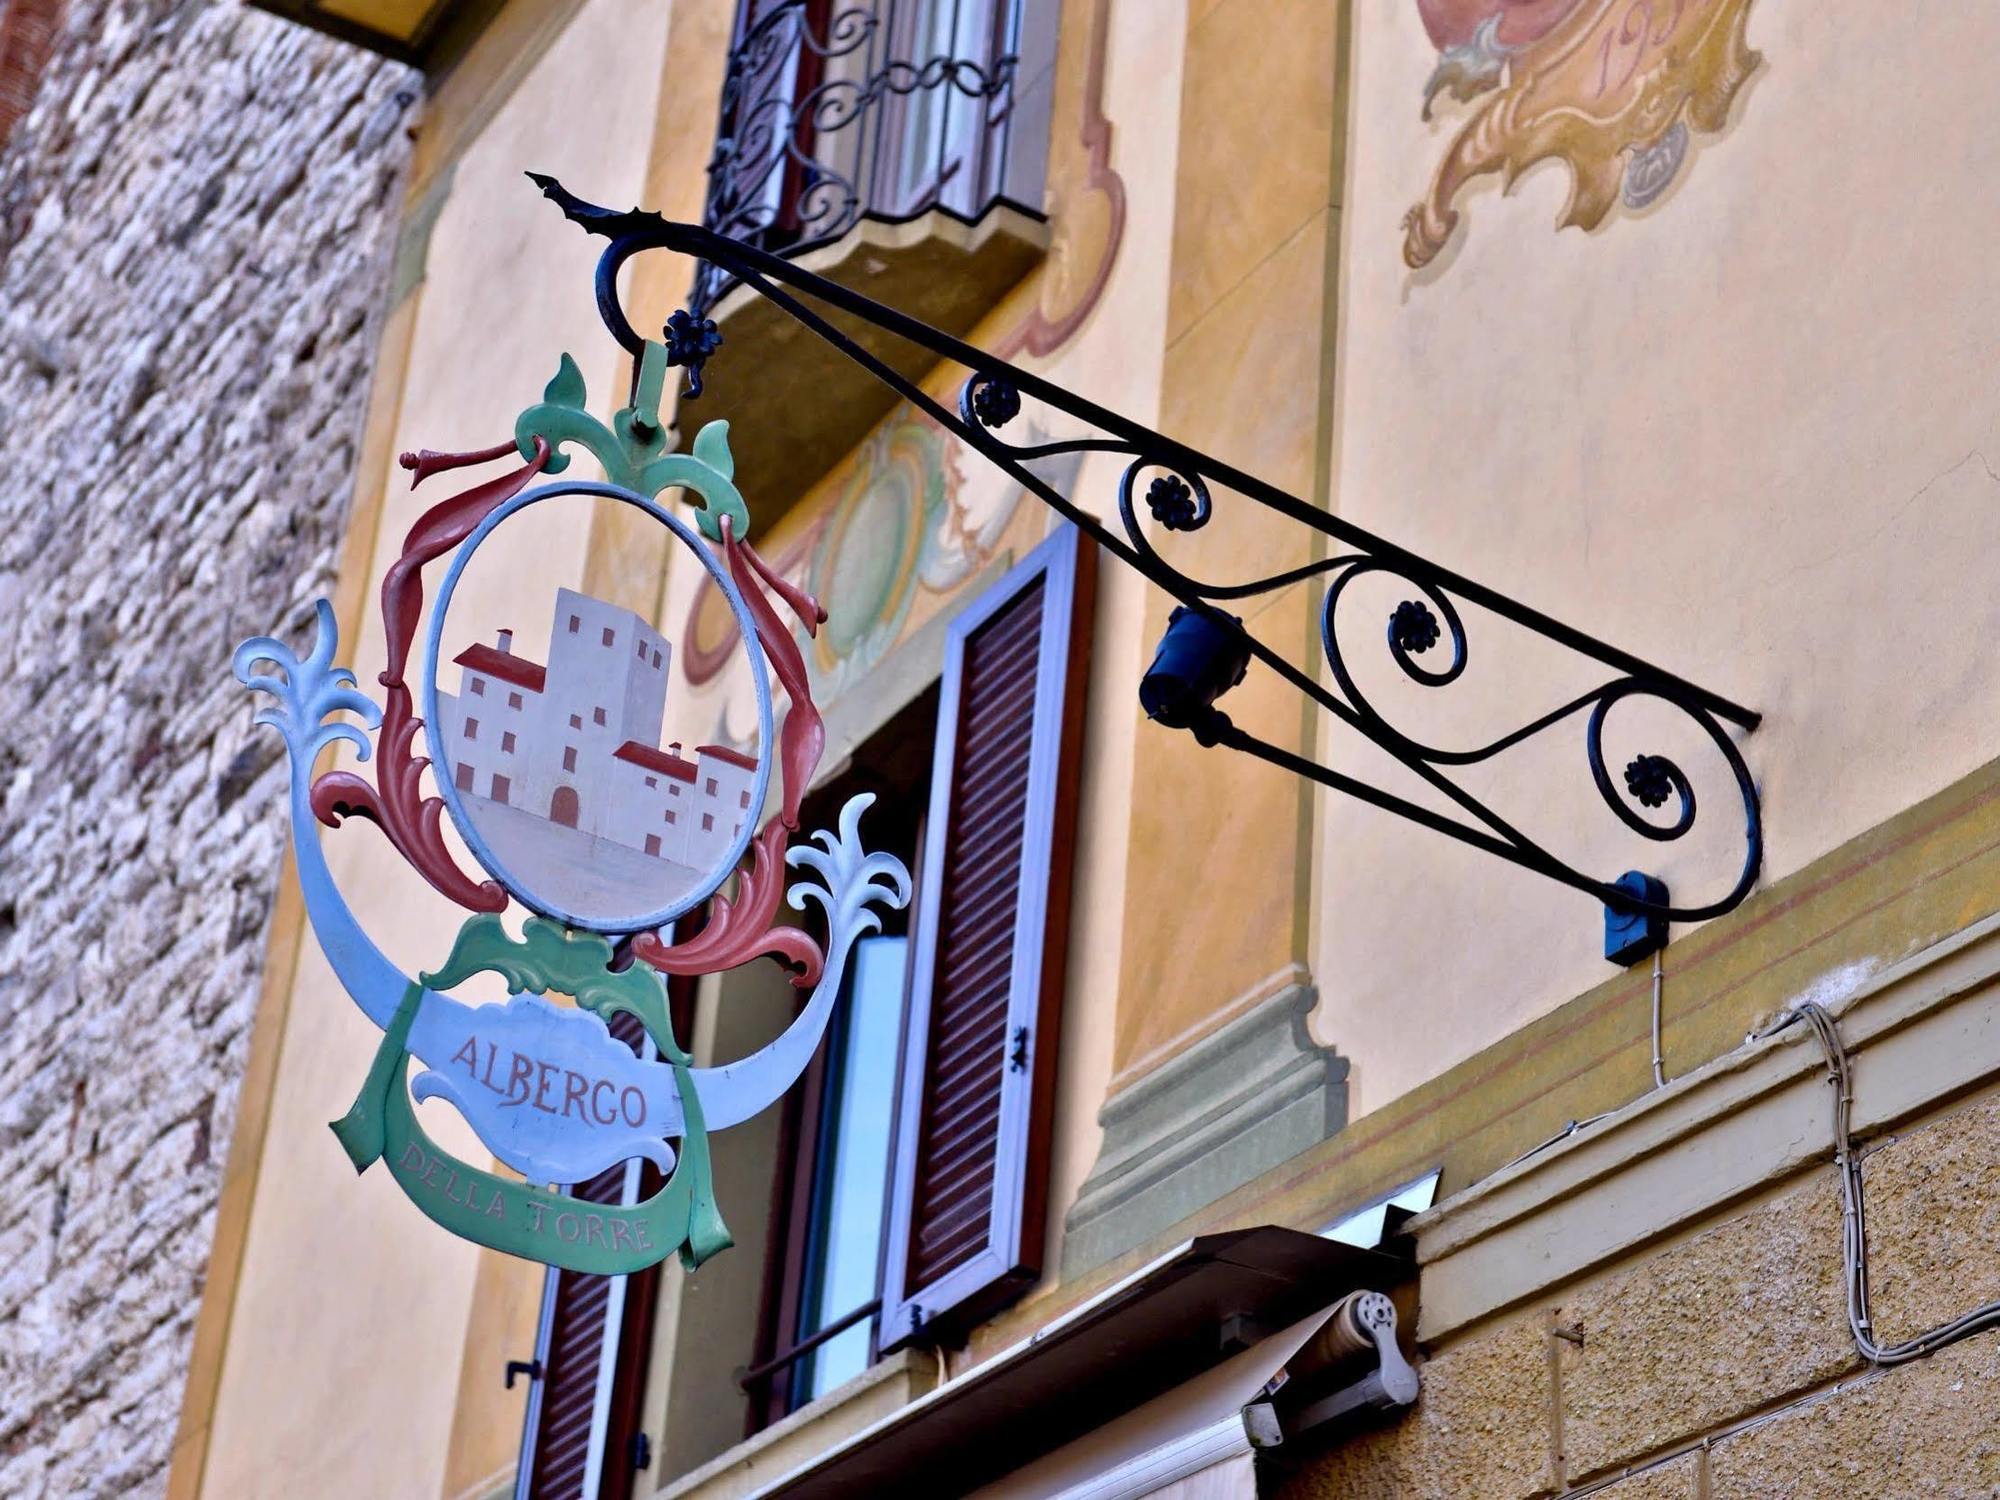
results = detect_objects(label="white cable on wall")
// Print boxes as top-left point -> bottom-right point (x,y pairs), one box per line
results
1777,1001 -> 2000,1365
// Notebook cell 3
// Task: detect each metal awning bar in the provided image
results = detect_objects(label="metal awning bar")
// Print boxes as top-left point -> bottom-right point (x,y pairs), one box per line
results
750,1226 -> 1410,1499
529,176 -> 1765,926
736,1297 -> 882,1391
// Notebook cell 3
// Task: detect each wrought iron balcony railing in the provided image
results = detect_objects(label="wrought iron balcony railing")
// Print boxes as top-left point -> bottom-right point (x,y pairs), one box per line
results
692,0 -> 1046,318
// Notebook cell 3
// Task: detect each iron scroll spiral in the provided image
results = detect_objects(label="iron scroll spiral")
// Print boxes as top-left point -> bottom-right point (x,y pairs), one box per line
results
950,364 -> 1766,923
1317,559 -> 1760,920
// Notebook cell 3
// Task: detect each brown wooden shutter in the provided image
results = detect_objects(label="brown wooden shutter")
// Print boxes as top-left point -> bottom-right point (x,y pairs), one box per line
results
523,1170 -> 629,1498
0,0 -> 61,152
519,981 -> 688,1499
879,524 -> 1092,1348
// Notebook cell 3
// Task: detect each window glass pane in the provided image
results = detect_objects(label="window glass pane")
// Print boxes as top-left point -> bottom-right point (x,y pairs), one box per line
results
796,934 -> 907,1402
880,0 -> 1005,215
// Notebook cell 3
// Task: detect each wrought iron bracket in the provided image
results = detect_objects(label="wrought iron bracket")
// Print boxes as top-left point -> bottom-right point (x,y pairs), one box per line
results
528,174 -> 1765,927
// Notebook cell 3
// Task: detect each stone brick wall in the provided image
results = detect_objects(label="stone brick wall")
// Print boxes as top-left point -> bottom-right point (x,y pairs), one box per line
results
1268,1085 -> 2000,1499
0,5 -> 415,1496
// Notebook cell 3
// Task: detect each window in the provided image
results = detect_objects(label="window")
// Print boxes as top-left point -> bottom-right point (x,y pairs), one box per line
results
470,678 -> 486,696
509,996 -> 691,1500
593,707 -> 607,727
644,834 -> 662,856
0,0 -> 63,156
728,526 -> 1090,1446
652,648 -> 663,669
701,813 -> 714,833
705,777 -> 717,796
562,747 -> 577,773
509,691 -> 523,710
501,732 -> 517,754
528,532 -> 1090,1483
637,639 -> 647,660
728,691 -> 935,1443
873,0 -> 1019,218
464,718 -> 479,741
739,789 -> 751,809
669,783 -> 681,798
455,763 -> 473,790
645,776 -> 658,789
602,626 -> 616,647
703,0 -> 1046,281
568,614 -> 580,634
781,936 -> 908,1406
570,713 -> 583,730
491,774 -> 511,805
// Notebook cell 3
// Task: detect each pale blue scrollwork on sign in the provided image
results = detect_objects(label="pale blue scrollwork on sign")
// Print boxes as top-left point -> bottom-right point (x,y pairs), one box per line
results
695,793 -> 913,1130
234,601 -> 406,1030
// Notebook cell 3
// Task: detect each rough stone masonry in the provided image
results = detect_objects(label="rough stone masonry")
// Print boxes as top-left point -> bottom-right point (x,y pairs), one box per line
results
0,4 -> 416,1495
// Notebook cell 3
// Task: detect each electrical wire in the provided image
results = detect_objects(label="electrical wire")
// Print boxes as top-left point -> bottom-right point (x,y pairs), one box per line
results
1499,1112 -> 1612,1172
1649,949 -> 1667,1090
1777,1001 -> 2000,1365
1553,1003 -> 2000,1497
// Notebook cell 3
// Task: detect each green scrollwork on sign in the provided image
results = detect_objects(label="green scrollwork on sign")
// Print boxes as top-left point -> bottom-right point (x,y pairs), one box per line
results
331,918 -> 730,1274
514,340 -> 751,543
422,913 -> 686,1059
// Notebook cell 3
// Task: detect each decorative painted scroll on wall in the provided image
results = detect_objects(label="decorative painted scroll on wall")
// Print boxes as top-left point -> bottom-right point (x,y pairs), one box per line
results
1405,0 -> 1763,269
679,411 -> 1062,725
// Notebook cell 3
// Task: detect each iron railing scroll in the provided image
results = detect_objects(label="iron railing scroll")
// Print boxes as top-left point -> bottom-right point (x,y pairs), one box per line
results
532,177 -> 1767,928
692,0 -> 1035,319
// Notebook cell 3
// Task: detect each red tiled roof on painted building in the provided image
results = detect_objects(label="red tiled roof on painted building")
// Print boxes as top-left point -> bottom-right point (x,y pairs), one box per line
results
613,741 -> 697,782
697,743 -> 758,771
452,642 -> 547,693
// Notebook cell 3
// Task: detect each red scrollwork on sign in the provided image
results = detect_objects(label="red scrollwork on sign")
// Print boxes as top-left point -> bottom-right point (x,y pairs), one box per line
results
630,820 -> 824,987
310,438 -> 551,913
632,519 -> 831,986
726,517 -> 826,832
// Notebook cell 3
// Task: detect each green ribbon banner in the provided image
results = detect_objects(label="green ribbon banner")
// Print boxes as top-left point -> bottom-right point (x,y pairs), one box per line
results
331,919 -> 731,1275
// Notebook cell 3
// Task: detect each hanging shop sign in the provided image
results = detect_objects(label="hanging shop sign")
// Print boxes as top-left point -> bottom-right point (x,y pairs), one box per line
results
234,333 -> 910,1275
236,149 -> 1773,1272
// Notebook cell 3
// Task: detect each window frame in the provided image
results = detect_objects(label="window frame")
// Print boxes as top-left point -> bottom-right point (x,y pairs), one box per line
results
876,523 -> 1091,1349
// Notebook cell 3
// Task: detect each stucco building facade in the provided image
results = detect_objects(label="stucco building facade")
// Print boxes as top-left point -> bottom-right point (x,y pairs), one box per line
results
8,1 -> 2000,1498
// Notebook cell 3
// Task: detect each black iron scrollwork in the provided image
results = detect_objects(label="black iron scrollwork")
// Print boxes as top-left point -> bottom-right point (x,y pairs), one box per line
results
529,176 -> 1765,926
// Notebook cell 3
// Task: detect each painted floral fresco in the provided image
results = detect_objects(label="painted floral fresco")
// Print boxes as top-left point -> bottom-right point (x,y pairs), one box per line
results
1406,0 -> 1762,269
677,410 -> 1071,740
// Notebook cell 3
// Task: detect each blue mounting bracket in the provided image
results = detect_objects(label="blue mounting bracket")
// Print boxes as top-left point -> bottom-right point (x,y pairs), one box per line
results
1605,871 -> 1669,967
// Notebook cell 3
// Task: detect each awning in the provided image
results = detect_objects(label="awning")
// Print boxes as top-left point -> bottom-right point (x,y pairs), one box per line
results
967,1306 -> 1343,1500
754,1225 -> 1410,1499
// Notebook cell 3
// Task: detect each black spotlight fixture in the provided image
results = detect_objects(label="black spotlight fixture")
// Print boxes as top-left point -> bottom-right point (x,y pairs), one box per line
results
1140,605 -> 1251,731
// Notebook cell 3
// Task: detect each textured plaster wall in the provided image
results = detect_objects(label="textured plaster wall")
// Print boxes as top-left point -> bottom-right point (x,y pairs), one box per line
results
0,5 -> 416,1498
1317,0 -> 2000,1113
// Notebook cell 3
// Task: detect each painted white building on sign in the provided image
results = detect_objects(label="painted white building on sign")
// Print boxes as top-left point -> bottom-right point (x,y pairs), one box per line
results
435,588 -> 757,892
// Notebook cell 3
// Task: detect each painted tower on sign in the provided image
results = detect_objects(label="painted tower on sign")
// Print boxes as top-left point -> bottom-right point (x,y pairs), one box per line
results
435,587 -> 756,886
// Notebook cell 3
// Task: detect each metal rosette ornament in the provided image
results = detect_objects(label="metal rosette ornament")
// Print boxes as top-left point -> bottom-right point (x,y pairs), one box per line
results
232,335 -> 910,1275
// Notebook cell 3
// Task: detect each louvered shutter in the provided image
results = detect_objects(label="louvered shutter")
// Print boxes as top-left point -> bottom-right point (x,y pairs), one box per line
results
879,524 -> 1092,1348
517,1009 -> 664,1500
